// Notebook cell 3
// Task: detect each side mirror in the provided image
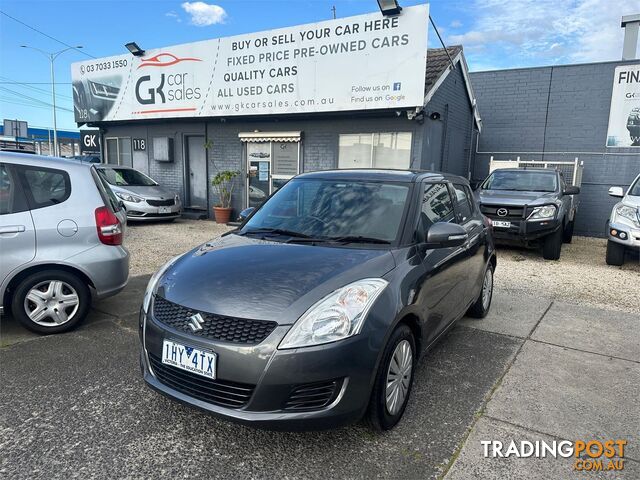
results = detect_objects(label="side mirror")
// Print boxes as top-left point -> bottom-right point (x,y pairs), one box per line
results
563,186 -> 580,195
608,186 -> 624,198
425,222 -> 468,248
238,207 -> 255,222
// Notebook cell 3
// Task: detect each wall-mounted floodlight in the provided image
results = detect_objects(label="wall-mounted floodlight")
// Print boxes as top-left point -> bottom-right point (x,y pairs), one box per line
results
377,0 -> 402,16
125,42 -> 145,57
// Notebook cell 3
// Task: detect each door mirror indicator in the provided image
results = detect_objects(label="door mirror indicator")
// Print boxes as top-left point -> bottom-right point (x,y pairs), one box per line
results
424,222 -> 468,249
608,186 -> 624,198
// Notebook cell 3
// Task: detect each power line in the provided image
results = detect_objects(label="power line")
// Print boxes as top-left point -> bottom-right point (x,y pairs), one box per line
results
0,81 -> 73,85
0,76 -> 73,100
0,86 -> 74,112
0,10 -> 95,59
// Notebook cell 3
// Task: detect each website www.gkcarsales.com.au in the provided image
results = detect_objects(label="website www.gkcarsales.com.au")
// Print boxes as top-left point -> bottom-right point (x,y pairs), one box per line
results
211,97 -> 335,112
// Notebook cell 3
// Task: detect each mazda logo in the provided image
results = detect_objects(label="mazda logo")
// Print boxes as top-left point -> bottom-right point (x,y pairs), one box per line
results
188,313 -> 205,332
497,208 -> 509,217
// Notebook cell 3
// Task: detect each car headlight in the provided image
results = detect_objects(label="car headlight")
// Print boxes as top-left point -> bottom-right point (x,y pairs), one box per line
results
142,254 -> 185,313
615,203 -> 640,226
278,278 -> 388,349
528,205 -> 557,221
115,191 -> 143,203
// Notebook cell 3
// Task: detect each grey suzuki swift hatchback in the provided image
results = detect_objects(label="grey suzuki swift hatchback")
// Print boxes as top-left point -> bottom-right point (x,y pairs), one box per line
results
140,170 -> 496,431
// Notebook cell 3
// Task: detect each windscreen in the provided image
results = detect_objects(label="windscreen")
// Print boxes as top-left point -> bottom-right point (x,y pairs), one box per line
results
98,168 -> 157,187
629,177 -> 640,196
482,170 -> 557,192
242,178 -> 410,242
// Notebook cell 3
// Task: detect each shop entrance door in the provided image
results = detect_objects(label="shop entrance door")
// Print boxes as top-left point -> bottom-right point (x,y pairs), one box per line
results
246,141 -> 299,208
185,135 -> 207,209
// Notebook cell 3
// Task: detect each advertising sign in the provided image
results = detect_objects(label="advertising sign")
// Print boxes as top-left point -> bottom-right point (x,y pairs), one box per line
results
71,4 -> 428,123
606,64 -> 640,147
80,129 -> 100,153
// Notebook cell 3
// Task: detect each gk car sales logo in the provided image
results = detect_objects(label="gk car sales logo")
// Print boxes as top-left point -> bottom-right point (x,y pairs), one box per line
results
134,52 -> 202,110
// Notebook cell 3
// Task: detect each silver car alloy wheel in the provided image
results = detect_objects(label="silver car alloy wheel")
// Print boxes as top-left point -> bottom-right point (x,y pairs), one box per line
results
385,339 -> 413,416
24,280 -> 80,326
482,267 -> 493,310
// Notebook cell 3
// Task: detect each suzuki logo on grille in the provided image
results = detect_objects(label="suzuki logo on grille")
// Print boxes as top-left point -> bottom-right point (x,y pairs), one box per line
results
497,208 -> 509,217
188,313 -> 205,332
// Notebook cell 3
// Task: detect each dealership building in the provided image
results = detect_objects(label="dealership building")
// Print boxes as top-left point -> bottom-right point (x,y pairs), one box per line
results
74,5 -> 481,217
75,4 -> 639,235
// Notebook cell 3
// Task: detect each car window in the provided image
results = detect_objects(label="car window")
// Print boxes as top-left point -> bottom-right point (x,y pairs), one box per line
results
452,184 -> 474,223
481,170 -> 557,192
19,166 -> 71,209
629,176 -> 640,196
98,168 -> 157,186
243,178 -> 410,243
419,183 -> 456,234
0,163 -> 28,215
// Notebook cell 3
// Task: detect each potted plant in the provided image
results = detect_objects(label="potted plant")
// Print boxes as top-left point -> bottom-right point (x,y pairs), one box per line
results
211,170 -> 240,223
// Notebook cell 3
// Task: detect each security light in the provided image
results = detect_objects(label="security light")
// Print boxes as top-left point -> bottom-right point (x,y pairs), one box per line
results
125,42 -> 145,57
377,0 -> 402,16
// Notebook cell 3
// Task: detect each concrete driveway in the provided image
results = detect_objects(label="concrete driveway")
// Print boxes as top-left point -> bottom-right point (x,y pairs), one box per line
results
1,276 -> 638,479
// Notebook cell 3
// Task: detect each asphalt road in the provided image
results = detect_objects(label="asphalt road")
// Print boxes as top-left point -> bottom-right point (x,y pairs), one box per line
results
1,275 -> 638,479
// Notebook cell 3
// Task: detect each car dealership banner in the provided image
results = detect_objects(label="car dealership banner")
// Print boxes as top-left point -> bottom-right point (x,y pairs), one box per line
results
71,4 -> 428,123
606,64 -> 640,147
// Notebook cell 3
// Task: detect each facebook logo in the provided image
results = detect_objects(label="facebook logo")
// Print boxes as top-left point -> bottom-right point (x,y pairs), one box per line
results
393,82 -> 402,91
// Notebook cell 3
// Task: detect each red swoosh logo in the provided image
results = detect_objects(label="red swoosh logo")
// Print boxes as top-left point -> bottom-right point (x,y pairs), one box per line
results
138,52 -> 202,69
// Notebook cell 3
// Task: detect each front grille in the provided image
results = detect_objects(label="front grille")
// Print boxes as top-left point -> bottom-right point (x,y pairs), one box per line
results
152,296 -> 277,345
147,198 -> 175,207
148,353 -> 254,408
284,380 -> 341,411
480,204 -> 528,220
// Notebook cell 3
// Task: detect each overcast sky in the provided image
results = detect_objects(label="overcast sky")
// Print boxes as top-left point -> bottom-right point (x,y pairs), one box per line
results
0,0 -> 638,130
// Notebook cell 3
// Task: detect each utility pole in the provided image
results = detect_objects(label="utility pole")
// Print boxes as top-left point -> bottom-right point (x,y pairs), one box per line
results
20,45 -> 83,157
331,5 -> 336,19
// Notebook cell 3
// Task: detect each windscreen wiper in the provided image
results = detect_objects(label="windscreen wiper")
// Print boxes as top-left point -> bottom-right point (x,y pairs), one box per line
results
239,228 -> 312,239
325,235 -> 391,244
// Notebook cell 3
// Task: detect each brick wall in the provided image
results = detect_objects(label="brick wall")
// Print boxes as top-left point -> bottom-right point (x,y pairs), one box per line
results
471,60 -> 640,236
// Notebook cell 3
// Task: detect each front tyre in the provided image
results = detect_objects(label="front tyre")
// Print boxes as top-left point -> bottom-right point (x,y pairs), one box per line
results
466,263 -> 494,318
542,228 -> 563,260
11,270 -> 91,334
366,324 -> 415,431
563,220 -> 575,244
605,240 -> 625,266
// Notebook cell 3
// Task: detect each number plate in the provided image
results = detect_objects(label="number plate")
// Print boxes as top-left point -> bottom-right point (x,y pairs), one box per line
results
492,220 -> 511,228
158,206 -> 171,214
162,339 -> 217,379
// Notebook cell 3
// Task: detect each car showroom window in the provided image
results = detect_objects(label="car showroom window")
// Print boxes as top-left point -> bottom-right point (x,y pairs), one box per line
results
338,132 -> 412,169
18,166 -> 71,209
420,183 -> 456,231
0,164 -> 28,215
452,184 -> 474,223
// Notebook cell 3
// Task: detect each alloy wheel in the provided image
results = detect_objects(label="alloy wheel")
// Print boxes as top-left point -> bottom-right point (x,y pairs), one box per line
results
23,280 -> 80,326
482,268 -> 493,310
385,339 -> 413,416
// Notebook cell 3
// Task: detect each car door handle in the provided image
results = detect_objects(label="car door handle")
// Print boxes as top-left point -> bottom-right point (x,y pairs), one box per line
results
0,225 -> 26,234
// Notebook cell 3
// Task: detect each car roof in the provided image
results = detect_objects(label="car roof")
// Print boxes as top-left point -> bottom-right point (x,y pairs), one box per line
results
295,169 -> 469,184
0,151 -> 94,170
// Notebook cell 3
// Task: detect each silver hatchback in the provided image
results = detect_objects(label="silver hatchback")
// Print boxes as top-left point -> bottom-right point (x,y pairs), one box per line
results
0,153 -> 129,333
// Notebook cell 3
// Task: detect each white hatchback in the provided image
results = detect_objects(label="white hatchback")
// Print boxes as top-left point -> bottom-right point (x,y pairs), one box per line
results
606,173 -> 640,265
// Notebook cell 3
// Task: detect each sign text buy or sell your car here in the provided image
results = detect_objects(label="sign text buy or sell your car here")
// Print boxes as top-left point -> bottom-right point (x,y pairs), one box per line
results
71,4 -> 428,122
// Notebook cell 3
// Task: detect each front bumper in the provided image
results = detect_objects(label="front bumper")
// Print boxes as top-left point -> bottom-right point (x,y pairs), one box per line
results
123,198 -> 182,221
489,217 -> 561,243
139,308 -> 378,430
608,221 -> 640,249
